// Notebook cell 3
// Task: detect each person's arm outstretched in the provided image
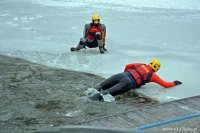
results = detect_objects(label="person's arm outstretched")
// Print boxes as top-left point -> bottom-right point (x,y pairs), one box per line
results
150,73 -> 182,88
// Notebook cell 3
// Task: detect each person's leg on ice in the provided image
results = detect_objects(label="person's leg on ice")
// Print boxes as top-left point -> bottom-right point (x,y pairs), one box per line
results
103,44 -> 107,51
90,73 -> 121,101
70,38 -> 86,52
97,73 -> 124,91
71,32 -> 106,53
104,76 -> 133,96
90,73 -> 132,101
95,32 -> 104,53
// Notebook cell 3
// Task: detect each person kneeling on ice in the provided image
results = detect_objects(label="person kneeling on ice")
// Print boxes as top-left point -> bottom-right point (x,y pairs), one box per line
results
90,59 -> 182,101
71,14 -> 107,53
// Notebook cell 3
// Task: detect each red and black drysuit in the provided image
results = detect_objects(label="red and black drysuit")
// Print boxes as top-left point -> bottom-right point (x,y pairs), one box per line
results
90,63 -> 180,101
77,23 -> 106,49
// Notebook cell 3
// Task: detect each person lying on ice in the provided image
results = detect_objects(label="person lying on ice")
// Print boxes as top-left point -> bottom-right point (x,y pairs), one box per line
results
89,59 -> 182,101
71,14 -> 107,53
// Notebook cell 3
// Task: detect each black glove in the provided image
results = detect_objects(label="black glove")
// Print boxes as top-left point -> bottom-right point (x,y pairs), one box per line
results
174,80 -> 182,85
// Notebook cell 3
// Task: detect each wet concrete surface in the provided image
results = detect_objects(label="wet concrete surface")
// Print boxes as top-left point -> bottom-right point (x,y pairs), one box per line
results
0,55 -> 157,133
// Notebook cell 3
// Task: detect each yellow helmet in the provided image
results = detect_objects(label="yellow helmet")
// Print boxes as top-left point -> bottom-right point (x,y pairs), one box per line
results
92,14 -> 100,21
148,59 -> 161,72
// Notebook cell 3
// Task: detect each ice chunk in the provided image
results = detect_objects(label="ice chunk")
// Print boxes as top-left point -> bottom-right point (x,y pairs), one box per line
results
101,94 -> 115,103
84,88 -> 99,96
79,96 -> 91,103
65,110 -> 82,117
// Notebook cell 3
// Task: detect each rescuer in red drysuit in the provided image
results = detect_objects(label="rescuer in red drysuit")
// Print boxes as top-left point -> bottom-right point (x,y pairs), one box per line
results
70,14 -> 106,53
90,59 -> 182,101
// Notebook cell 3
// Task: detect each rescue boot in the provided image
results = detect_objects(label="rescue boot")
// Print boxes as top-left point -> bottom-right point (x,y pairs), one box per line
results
89,93 -> 103,101
103,46 -> 107,51
99,47 -> 104,53
70,47 -> 80,52
71,39 -> 86,52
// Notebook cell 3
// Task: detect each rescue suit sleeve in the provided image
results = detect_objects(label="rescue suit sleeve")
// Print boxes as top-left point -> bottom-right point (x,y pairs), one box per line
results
124,63 -> 141,72
149,73 -> 176,88
83,24 -> 90,38
100,24 -> 106,45
101,24 -> 106,37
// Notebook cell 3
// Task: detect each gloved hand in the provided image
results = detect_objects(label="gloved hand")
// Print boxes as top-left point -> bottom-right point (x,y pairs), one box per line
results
174,80 -> 182,85
95,32 -> 102,39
